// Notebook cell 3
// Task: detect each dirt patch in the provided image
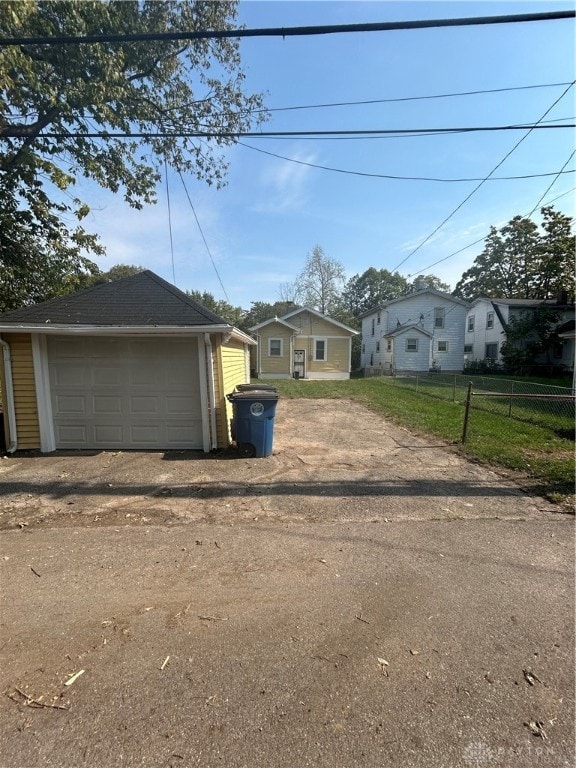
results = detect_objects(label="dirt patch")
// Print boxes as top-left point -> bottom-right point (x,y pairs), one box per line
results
0,399 -> 559,531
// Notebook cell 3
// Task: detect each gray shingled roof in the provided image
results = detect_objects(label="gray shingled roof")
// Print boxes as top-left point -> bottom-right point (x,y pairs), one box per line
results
0,271 -> 229,327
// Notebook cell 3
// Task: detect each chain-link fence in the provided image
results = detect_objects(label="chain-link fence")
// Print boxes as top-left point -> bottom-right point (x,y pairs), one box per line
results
387,372 -> 575,440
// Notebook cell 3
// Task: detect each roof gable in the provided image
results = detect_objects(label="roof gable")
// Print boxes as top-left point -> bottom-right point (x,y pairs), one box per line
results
360,289 -> 468,318
250,317 -> 301,332
280,306 -> 358,334
384,323 -> 433,339
0,271 -> 229,328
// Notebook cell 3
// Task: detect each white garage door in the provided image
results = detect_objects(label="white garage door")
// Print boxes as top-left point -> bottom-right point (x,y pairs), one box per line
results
47,336 -> 203,449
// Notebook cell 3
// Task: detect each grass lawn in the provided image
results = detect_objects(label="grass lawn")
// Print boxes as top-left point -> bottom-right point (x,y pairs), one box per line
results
264,377 -> 575,509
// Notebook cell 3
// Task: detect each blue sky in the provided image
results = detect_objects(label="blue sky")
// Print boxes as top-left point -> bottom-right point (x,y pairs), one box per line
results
78,1 -> 575,308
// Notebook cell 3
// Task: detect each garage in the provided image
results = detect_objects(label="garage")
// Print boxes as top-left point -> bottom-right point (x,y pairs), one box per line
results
0,270 -> 255,453
47,335 -> 203,450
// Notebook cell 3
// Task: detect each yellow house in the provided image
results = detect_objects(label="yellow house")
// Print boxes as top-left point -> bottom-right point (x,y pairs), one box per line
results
0,271 -> 254,453
250,307 -> 358,380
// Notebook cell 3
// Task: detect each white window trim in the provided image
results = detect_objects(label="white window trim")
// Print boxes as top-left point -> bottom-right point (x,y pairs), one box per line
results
437,340 -> 449,353
313,337 -> 328,361
434,307 -> 445,329
406,338 -> 419,352
486,312 -> 495,329
467,315 -> 475,332
268,338 -> 283,357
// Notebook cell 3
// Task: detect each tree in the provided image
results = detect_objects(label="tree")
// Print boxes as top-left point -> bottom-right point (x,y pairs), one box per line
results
243,300 -> 299,330
340,268 -> 408,316
186,290 -> 245,329
408,274 -> 451,293
500,304 -> 562,375
0,1 -> 266,309
453,208 -> 574,301
295,245 -> 345,315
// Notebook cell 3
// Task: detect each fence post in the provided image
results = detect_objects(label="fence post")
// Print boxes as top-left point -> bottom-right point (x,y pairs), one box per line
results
462,382 -> 473,443
508,381 -> 514,418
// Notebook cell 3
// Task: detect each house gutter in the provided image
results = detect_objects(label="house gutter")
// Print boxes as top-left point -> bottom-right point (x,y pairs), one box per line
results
204,334 -> 218,450
0,338 -> 17,453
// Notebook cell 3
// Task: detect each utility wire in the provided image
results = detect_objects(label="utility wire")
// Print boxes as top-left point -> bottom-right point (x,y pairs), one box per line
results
528,151 -> 576,216
390,81 -> 575,272
164,159 -> 176,285
177,170 -> 230,303
237,140 -> 575,183
12,123 -> 574,140
246,81 -> 574,115
407,187 -> 576,279
1,11 -> 573,46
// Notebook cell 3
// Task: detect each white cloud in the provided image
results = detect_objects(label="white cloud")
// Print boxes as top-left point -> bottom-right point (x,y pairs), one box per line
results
251,147 -> 317,213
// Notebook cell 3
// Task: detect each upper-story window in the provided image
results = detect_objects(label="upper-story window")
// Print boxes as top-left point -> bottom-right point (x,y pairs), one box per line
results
371,318 -> 375,336
376,341 -> 380,352
377,312 -> 381,325
434,307 -> 445,329
486,312 -> 495,329
467,315 -> 475,332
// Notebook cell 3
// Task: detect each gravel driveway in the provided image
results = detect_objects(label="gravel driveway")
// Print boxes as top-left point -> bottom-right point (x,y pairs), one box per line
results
0,399 -> 573,767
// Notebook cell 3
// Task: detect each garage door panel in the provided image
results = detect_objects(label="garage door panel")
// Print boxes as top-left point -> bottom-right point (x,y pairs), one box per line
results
129,396 -> 160,415
54,394 -> 87,416
93,395 -> 123,415
56,425 -> 88,444
48,336 -> 203,449
94,424 -> 124,443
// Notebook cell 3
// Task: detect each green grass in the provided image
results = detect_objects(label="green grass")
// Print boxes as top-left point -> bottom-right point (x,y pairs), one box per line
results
265,378 -> 575,508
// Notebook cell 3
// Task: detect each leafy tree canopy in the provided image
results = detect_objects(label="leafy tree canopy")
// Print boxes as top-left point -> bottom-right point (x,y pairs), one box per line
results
500,304 -> 563,375
340,268 -> 408,317
243,300 -> 300,330
0,0 -> 266,310
453,207 -> 575,302
408,274 -> 451,293
186,289 -> 245,329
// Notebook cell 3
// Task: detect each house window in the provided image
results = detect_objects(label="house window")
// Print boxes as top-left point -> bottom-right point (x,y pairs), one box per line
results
553,342 -> 563,359
371,318 -> 375,336
434,308 -> 445,329
485,342 -> 498,360
464,344 -> 473,354
269,339 -> 282,357
377,312 -> 381,325
437,341 -> 448,352
370,353 -> 373,366
406,338 -> 418,352
486,312 -> 495,329
376,341 -> 380,352
314,338 -> 327,361
362,343 -> 365,353
467,316 -> 475,332
386,339 -> 392,352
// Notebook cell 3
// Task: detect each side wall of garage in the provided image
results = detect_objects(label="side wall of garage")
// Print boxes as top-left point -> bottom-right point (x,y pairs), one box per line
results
213,336 -> 249,448
0,333 -> 41,450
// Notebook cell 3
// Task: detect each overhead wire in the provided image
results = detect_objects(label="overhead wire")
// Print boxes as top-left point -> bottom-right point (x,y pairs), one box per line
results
406,187 -> 576,279
177,170 -> 230,303
528,151 -> 576,216
390,81 -> 575,272
237,140 -> 575,183
1,10 -> 573,46
164,159 -> 177,285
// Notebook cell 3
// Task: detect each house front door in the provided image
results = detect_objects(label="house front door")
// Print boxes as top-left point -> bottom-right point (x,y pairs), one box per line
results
293,349 -> 306,379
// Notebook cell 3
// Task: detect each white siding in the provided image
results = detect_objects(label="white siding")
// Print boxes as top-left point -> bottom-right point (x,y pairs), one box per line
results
465,300 -> 507,362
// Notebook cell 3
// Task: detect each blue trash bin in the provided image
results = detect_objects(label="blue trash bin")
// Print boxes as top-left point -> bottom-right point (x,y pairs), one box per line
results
227,390 -> 279,458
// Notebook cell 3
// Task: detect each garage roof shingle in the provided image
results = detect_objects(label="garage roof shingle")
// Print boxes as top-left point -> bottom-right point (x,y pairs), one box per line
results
0,270 -> 229,327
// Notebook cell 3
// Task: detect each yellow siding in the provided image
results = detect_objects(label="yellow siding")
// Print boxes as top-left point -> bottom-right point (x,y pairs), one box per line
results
212,335 -> 249,448
306,336 -> 350,374
290,310 -> 344,338
0,333 -> 40,450
255,322 -> 292,376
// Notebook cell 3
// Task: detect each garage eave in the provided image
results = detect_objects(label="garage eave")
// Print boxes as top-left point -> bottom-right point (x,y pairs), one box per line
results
0,323 -> 238,336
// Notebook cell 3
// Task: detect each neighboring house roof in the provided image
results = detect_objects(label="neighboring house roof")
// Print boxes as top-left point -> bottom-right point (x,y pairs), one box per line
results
556,319 -> 575,335
383,323 -> 433,339
249,317 -> 301,333
0,270 -> 255,344
469,297 -> 575,310
359,289 -> 468,319
250,306 -> 358,335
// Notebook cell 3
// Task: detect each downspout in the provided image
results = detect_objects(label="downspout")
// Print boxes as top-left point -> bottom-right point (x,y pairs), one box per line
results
204,333 -> 218,450
0,338 -> 17,453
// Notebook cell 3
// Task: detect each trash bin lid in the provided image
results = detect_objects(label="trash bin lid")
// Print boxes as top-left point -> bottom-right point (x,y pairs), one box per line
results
235,383 -> 277,392
228,390 -> 279,400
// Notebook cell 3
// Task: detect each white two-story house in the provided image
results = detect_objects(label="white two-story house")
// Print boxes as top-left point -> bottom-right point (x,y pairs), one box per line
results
360,281 -> 469,373
464,297 -> 575,370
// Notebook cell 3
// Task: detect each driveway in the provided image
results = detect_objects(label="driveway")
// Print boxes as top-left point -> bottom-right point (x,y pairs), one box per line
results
0,399 -> 574,767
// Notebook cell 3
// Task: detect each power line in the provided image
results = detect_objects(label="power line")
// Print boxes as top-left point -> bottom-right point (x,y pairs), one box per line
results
247,82 -> 575,115
177,171 -> 230,303
407,187 -> 576,279
7,123 -> 573,141
528,151 -> 576,216
390,81 -> 575,272
238,140 -> 575,183
1,11 -> 573,46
